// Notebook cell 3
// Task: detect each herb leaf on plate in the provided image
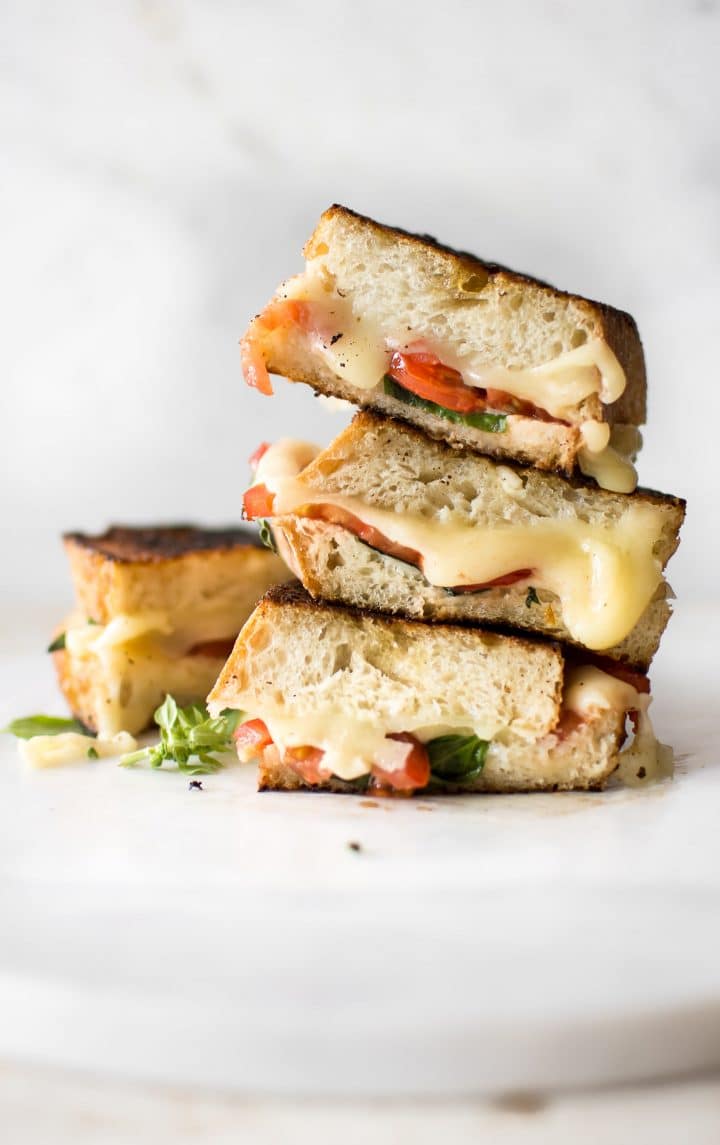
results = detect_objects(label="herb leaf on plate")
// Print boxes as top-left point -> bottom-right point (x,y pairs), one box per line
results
119,696 -> 243,775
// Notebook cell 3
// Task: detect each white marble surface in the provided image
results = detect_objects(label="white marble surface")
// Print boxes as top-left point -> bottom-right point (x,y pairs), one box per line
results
1,600 -> 719,1105
1,0 -> 718,608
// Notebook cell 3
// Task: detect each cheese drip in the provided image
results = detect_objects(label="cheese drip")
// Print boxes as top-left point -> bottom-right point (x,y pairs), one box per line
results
287,262 -> 628,420
564,666 -> 672,786
256,441 -> 664,651
19,731 -> 137,769
577,423 -> 638,494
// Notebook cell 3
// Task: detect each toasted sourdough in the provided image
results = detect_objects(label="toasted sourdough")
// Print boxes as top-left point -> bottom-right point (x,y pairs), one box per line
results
208,584 -> 626,794
63,525 -> 288,623
54,525 -> 291,734
258,204 -> 646,475
263,414 -> 685,670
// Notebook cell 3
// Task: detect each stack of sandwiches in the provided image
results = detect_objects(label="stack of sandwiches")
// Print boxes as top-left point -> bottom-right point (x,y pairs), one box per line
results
209,206 -> 685,795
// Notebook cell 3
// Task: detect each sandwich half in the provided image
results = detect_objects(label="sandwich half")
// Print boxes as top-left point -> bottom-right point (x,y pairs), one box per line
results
52,525 -> 290,735
208,585 -> 666,794
243,414 -> 685,671
241,205 -> 646,491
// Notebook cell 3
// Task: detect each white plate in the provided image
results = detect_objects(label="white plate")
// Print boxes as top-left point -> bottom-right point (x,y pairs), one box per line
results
0,601 -> 718,1097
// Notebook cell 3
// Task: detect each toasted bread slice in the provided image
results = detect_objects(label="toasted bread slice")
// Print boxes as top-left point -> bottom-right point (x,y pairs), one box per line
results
208,585 -> 633,794
242,205 -> 646,484
53,525 -> 291,734
250,415 -> 685,670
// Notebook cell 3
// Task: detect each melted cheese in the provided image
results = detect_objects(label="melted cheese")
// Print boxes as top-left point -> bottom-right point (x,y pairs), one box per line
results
256,441 -> 664,650
19,731 -> 137,769
578,423 -> 638,494
252,712 -> 478,782
564,665 -> 673,786
289,262 -> 627,421
63,605 -> 244,736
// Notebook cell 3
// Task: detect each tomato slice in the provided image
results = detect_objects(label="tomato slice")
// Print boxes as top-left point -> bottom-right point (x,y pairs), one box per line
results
234,718 -> 273,762
240,333 -> 274,396
242,299 -> 341,397
249,441 -> 270,470
298,503 -> 532,594
388,351 -> 556,421
298,503 -> 421,568
388,351 -> 486,415
371,733 -> 431,792
284,745 -> 332,785
243,483 -> 275,520
450,568 -> 534,593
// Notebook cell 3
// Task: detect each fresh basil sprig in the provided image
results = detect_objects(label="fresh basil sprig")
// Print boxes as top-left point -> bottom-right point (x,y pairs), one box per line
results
426,734 -> 490,786
3,714 -> 86,739
384,377 -> 507,434
119,695 -> 243,775
257,519 -> 277,553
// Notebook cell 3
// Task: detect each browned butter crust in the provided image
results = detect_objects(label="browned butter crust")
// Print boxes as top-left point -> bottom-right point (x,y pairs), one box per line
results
63,524 -> 262,563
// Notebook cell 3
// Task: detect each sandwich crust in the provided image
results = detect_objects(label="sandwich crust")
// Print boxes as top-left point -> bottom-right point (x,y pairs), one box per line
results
63,525 -> 289,625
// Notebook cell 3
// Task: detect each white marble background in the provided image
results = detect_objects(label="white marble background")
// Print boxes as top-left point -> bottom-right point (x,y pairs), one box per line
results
2,0 -> 718,606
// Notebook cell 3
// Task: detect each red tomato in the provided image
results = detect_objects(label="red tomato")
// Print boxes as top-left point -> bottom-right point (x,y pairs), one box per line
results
234,718 -> 273,762
249,441 -> 270,470
299,503 -> 422,568
284,745 -> 331,785
240,333 -> 274,396
450,568 -> 534,593
388,351 -> 555,421
388,351 -> 485,415
371,733 -> 431,792
243,483 -> 275,520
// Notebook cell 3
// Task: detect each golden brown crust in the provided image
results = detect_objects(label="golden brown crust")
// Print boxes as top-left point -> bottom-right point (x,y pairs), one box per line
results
62,526 -> 288,627
63,524 -> 261,564
255,580 -> 564,654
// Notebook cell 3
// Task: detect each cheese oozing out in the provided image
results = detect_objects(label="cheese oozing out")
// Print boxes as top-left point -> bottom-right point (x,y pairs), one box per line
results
271,261 -> 636,492
61,600 -> 243,736
255,440 -> 665,651
564,666 -> 672,786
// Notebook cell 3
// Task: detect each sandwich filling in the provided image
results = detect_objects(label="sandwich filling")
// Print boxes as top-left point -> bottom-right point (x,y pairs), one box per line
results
60,610 -> 238,734
226,663 -> 667,792
245,440 -> 665,651
241,260 -> 637,492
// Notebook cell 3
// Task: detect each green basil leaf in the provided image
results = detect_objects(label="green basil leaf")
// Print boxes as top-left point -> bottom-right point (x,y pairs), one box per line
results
525,586 -> 540,607
257,519 -> 277,553
154,694 -> 178,735
47,633 -> 66,653
384,377 -> 507,434
87,746 -> 99,759
119,698 -> 243,775
3,714 -> 86,739
427,734 -> 489,784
